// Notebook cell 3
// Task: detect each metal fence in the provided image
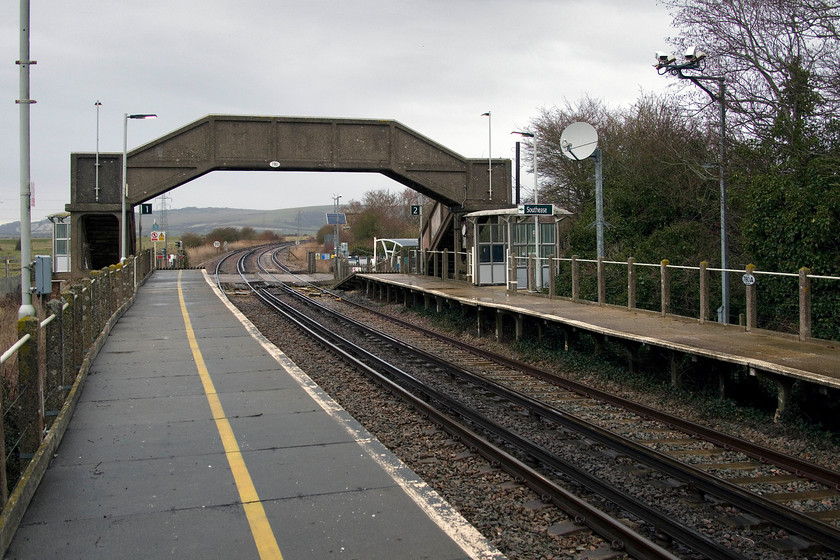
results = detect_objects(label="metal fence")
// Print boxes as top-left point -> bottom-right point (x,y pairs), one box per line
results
0,251 -> 152,549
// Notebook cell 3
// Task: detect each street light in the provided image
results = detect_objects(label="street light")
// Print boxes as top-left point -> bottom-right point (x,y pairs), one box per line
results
121,113 -> 156,263
655,47 -> 730,324
95,101 -> 102,201
481,111 -> 492,199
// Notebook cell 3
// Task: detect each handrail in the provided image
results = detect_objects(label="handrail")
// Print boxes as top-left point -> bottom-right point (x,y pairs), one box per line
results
0,334 -> 31,365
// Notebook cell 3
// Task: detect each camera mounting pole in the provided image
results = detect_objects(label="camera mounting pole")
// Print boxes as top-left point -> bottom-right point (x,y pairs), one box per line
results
655,49 -> 730,325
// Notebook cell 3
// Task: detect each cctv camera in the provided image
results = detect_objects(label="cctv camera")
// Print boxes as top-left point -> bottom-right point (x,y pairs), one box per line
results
684,46 -> 706,62
655,51 -> 676,66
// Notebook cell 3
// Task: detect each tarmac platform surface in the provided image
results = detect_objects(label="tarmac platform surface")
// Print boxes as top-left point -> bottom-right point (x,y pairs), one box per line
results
6,270 -> 502,560
354,274 -> 840,389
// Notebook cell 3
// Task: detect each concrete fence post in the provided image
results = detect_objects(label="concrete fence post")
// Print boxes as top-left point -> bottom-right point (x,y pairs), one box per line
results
0,380 -> 6,505
45,300 -> 64,425
69,287 -> 83,372
114,264 -> 123,305
105,267 -> 116,319
98,271 -> 108,337
81,280 -> 93,349
660,259 -> 671,317
62,294 -> 76,386
597,256 -> 606,306
571,255 -> 580,303
699,261 -> 710,324
799,267 -> 812,340
16,316 -> 44,465
627,257 -> 636,310
745,264 -> 758,331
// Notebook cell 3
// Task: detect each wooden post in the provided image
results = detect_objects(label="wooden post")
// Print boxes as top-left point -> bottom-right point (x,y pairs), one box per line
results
548,254 -> 556,298
627,257 -> 636,311
507,249 -> 517,294
660,259 -> 670,317
699,261 -> 710,324
571,255 -> 580,303
799,267 -> 812,340
745,264 -> 757,331
597,256 -> 606,306
528,254 -> 535,292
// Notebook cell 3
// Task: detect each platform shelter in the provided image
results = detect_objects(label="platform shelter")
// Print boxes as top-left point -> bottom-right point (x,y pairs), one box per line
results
463,205 -> 572,289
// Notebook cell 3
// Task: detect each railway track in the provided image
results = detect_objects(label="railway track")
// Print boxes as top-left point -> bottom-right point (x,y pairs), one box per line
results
215,246 -> 840,559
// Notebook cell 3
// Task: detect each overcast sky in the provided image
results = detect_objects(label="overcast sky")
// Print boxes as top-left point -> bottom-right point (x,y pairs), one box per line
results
1,0 -> 676,226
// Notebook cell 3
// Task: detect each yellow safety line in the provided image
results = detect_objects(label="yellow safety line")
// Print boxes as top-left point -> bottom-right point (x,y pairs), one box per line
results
178,271 -> 283,560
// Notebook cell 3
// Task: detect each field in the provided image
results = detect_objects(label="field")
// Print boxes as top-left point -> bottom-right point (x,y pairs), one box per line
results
0,238 -> 52,278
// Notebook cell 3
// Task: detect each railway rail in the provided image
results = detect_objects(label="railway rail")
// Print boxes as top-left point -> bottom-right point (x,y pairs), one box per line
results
214,245 -> 840,559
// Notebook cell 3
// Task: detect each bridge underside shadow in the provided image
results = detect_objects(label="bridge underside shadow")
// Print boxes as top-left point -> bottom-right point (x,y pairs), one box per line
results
66,115 -> 511,274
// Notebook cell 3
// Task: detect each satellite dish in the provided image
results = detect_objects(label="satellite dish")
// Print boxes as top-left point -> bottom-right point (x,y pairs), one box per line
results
560,122 -> 598,160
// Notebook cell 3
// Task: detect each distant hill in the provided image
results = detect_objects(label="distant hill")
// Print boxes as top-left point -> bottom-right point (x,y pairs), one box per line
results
0,205 -> 334,238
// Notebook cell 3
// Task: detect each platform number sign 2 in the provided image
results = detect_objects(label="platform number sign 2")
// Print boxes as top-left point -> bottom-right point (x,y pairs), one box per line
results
411,205 -> 421,216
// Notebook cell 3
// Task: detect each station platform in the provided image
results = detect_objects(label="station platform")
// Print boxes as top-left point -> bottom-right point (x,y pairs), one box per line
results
351,274 -> 840,390
6,270 -> 502,560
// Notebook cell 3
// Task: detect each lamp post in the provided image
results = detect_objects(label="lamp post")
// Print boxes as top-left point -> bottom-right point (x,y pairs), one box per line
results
655,47 -> 729,324
511,131 -> 541,286
17,0 -> 36,318
332,194 -> 341,258
481,111 -> 492,199
95,100 -> 102,201
121,113 -> 156,263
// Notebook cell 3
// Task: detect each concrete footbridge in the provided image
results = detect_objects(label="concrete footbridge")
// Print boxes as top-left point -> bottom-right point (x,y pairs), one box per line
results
65,115 -> 511,273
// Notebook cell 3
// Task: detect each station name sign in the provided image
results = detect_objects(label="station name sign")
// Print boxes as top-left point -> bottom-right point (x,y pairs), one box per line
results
518,204 -> 554,215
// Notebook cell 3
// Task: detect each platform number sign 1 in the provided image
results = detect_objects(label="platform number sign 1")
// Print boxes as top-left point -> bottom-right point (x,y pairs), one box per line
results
411,205 -> 421,216
140,203 -> 153,215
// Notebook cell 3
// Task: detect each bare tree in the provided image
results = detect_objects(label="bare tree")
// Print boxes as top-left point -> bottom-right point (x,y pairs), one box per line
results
662,0 -> 840,140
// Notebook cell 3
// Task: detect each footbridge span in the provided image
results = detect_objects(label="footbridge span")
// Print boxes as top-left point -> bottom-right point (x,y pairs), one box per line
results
66,115 -> 511,274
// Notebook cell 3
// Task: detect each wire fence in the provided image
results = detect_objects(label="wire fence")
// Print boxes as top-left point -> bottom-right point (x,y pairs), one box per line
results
0,251 -> 152,515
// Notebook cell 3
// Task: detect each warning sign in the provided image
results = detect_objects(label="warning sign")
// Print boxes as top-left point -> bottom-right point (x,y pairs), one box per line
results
150,231 -> 166,242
